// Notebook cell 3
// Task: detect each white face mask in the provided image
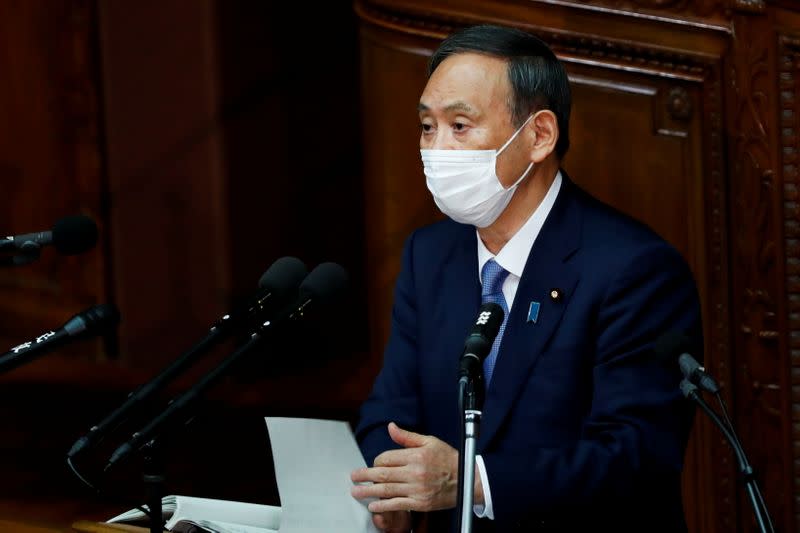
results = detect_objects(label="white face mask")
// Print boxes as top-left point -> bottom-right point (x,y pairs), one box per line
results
421,115 -> 534,228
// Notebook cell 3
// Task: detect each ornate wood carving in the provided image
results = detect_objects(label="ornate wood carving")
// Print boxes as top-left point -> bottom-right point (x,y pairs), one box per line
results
778,32 -> 800,533
567,0 -> 730,18
357,1 -> 710,81
667,86 -> 694,120
703,62 -> 739,532
731,0 -> 766,14
727,11 -> 789,529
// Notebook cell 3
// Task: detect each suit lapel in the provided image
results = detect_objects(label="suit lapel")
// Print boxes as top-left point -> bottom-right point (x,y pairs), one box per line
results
437,226 -> 481,356
429,224 -> 481,436
478,174 -> 583,449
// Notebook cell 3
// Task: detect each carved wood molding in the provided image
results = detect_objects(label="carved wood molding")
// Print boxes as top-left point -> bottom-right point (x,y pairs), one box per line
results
554,0 -> 765,16
563,0 -> 731,18
356,0 -> 715,81
727,12 -> 788,527
731,0 -> 766,14
702,62 -> 739,532
778,32 -> 800,533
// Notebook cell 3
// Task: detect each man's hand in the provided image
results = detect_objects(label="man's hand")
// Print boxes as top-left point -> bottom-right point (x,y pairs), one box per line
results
351,422 -> 464,514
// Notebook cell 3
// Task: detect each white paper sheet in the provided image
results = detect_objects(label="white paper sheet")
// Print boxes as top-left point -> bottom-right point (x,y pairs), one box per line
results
265,417 -> 379,533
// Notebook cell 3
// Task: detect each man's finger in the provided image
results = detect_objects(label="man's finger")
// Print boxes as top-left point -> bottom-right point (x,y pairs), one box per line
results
351,481 -> 410,500
388,422 -> 427,448
368,496 -> 418,514
351,465 -> 413,484
373,447 -> 418,467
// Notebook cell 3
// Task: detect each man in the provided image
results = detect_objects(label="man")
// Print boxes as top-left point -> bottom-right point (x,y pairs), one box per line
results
351,25 -> 701,532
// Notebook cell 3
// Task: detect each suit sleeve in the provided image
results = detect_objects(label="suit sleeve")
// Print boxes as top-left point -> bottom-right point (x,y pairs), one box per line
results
355,231 -> 423,466
481,241 -> 702,524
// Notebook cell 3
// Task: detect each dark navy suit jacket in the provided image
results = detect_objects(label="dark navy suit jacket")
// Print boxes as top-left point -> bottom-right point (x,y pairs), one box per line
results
356,174 -> 702,532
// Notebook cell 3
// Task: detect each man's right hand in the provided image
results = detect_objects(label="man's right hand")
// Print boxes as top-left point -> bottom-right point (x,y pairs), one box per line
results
372,510 -> 412,532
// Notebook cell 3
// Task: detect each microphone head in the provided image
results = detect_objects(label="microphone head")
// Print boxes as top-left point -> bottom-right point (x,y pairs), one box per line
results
298,262 -> 349,306
64,304 -> 121,337
470,302 -> 504,341
678,352 -> 701,379
464,302 -> 505,363
680,379 -> 698,399
258,257 -> 308,300
52,215 -> 98,255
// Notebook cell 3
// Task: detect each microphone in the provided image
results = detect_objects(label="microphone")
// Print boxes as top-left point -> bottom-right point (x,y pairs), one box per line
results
67,256 -> 307,459
654,331 -> 719,393
455,303 -> 502,533
680,378 -> 775,532
0,215 -> 98,265
0,304 -> 119,374
458,303 -> 504,383
105,262 -> 348,470
679,353 -> 720,394
666,332 -> 774,532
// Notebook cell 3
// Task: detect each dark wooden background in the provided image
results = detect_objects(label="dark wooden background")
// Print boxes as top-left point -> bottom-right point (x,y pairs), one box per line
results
0,0 -> 797,531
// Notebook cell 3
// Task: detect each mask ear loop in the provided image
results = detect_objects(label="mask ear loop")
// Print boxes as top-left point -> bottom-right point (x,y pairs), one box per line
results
496,113 -> 536,155
496,113 -> 537,189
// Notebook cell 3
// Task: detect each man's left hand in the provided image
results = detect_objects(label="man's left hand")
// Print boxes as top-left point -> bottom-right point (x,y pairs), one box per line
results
350,422 -> 461,513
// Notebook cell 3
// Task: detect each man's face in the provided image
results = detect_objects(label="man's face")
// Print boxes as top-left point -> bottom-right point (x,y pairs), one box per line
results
418,52 -> 532,188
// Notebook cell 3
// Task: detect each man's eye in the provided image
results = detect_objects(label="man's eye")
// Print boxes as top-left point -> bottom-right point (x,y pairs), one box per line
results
420,123 -> 433,133
453,122 -> 467,132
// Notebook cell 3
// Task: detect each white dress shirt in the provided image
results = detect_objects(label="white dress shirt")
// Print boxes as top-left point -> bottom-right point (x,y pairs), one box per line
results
473,171 -> 563,520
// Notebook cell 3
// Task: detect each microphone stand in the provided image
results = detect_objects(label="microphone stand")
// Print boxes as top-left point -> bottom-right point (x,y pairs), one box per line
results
141,437 -> 166,533
457,374 -> 484,533
681,380 -> 774,533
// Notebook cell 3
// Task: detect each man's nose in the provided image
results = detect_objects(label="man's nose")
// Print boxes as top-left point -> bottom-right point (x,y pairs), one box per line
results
430,132 -> 458,150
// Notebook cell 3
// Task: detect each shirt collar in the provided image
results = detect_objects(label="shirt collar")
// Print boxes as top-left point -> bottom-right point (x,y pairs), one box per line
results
477,170 -> 563,281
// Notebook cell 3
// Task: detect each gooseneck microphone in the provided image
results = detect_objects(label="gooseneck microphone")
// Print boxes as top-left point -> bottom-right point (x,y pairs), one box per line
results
0,304 -> 119,374
655,331 -> 774,533
67,256 -> 307,459
1,215 -> 98,266
680,380 -> 774,533
654,331 -> 720,393
105,262 -> 348,470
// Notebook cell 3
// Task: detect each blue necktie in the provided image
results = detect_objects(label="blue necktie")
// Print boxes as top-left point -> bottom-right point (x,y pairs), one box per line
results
481,259 -> 510,385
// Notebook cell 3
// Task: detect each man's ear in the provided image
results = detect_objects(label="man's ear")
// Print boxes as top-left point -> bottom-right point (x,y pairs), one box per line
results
527,110 -> 559,163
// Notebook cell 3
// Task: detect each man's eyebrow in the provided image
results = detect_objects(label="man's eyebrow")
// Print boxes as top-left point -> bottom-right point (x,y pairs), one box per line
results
444,101 -> 477,115
417,101 -> 478,115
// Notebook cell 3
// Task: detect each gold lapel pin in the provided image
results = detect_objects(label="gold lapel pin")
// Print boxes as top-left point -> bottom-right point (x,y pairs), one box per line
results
550,288 -> 563,302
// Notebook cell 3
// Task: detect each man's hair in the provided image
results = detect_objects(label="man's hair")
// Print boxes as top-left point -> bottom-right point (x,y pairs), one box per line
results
428,25 -> 571,159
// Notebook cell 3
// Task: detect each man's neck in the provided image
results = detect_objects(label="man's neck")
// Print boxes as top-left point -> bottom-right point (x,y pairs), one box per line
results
478,160 -> 559,255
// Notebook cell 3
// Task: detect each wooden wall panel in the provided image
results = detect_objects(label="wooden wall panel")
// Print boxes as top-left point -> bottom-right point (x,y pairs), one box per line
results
359,25 -> 441,358
0,0 -> 107,357
97,0 -> 232,367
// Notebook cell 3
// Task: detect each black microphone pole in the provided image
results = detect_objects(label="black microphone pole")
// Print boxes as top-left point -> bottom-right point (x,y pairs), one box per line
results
680,380 -> 774,533
0,304 -> 119,374
105,262 -> 349,471
107,321 -> 269,470
67,257 -> 307,459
